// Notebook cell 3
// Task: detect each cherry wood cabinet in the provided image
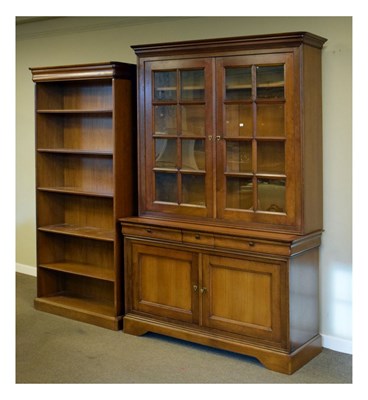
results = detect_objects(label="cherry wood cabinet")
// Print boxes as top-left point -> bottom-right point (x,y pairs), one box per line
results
121,32 -> 327,373
31,62 -> 136,330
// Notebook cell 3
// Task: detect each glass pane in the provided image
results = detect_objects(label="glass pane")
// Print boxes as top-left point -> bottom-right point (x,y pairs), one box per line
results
226,141 -> 252,173
224,104 -> 253,137
256,65 -> 284,98
256,103 -> 284,137
154,105 -> 177,135
226,177 -> 253,210
257,142 -> 285,174
155,138 -> 177,168
225,67 -> 252,100
181,70 -> 204,101
181,105 -> 205,136
182,174 -> 205,206
154,71 -> 177,101
257,179 -> 285,212
182,139 -> 205,171
155,172 -> 177,203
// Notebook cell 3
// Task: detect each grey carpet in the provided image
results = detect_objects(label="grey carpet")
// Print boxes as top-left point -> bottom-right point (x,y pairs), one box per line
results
16,273 -> 352,384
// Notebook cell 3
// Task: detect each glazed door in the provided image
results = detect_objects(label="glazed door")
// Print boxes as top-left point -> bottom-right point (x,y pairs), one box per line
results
202,254 -> 287,345
130,242 -> 199,324
142,59 -> 214,219
215,53 -> 299,229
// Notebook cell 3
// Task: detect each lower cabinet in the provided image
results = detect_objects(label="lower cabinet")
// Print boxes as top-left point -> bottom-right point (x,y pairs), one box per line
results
121,218 -> 322,374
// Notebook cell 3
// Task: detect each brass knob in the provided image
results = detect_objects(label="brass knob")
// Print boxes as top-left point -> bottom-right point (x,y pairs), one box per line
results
193,285 -> 198,292
200,287 -> 207,294
248,241 -> 255,247
195,234 -> 200,239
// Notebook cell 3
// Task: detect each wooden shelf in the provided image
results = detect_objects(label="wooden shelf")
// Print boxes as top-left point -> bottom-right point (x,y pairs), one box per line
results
156,85 -> 204,91
37,148 -> 113,156
226,81 -> 284,90
38,223 -> 114,241
35,294 -> 115,315
37,109 -> 113,114
39,261 -> 115,281
37,187 -> 113,197
34,295 -> 121,330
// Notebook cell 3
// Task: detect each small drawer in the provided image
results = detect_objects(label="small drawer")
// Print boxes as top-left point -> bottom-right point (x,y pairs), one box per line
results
122,225 -> 182,242
183,231 -> 214,247
214,235 -> 290,256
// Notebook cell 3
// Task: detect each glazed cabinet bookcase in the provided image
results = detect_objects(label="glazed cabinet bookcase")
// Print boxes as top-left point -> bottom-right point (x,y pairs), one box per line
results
31,62 -> 136,330
121,32 -> 327,374
134,35 -> 325,234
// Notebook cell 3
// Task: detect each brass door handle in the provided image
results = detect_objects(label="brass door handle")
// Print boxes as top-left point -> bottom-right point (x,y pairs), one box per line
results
194,285 -> 207,294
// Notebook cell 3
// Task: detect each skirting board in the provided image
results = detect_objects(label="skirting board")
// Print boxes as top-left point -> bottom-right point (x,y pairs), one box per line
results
15,263 -> 352,355
321,335 -> 352,355
16,263 -> 37,277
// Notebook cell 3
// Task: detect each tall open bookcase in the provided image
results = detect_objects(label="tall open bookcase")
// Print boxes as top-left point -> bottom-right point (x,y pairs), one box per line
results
31,62 -> 136,330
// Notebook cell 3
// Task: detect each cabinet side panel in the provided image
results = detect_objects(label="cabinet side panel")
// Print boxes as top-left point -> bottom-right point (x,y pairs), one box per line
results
289,247 -> 319,350
137,59 -> 147,216
113,76 -> 137,316
302,45 -> 323,233
113,78 -> 137,219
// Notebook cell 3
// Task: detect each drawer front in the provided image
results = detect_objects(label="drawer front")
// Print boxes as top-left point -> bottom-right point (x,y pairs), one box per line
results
214,236 -> 290,256
183,231 -> 214,247
122,225 -> 182,242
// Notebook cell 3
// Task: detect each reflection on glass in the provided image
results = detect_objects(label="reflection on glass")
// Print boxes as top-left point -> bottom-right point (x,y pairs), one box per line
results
226,177 -> 253,209
155,172 -> 177,203
181,70 -> 204,101
256,103 -> 284,137
182,174 -> 205,206
225,67 -> 252,100
257,141 -> 285,174
154,71 -> 177,101
226,141 -> 252,173
155,139 -> 177,168
224,104 -> 253,137
181,105 -> 205,136
182,139 -> 205,170
257,179 -> 285,212
154,105 -> 177,135
256,65 -> 284,98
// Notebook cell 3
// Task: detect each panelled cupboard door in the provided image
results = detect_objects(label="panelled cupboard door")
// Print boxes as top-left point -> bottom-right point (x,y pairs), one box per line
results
202,254 -> 287,346
131,243 -> 199,324
215,53 -> 298,228
142,58 -> 214,218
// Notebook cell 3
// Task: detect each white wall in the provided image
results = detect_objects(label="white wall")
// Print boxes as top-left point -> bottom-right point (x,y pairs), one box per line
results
15,16 -> 352,353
